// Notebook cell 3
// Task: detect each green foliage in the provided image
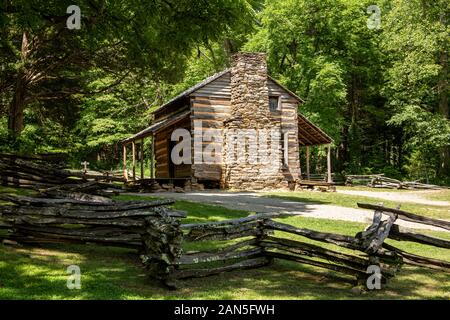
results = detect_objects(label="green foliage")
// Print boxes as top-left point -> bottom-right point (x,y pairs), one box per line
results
381,0 -> 450,180
0,0 -> 448,183
0,0 -> 257,165
243,0 -> 448,182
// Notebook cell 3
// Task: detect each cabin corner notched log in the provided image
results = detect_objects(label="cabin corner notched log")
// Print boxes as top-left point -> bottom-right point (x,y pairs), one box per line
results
121,52 -> 334,190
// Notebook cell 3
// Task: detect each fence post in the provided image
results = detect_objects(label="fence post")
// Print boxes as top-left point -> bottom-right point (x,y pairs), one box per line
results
140,212 -> 184,289
256,218 -> 274,265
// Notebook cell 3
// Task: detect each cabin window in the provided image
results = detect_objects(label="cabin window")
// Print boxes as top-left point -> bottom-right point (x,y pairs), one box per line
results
269,96 -> 281,112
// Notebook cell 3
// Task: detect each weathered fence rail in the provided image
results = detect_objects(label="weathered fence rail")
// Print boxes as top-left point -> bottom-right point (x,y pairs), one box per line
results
0,155 -> 125,191
0,194 -> 182,249
173,204 -> 450,289
175,214 -> 400,287
345,174 -> 446,190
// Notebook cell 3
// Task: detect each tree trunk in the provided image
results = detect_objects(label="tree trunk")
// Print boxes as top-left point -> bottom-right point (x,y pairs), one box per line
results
8,32 -> 30,137
337,125 -> 349,172
437,50 -> 449,176
8,75 -> 27,136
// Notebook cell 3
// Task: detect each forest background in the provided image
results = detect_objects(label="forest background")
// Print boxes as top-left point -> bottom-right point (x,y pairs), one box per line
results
1,0 -> 449,184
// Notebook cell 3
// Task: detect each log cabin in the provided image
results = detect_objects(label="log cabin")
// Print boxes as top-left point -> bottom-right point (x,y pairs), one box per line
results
122,53 -> 332,190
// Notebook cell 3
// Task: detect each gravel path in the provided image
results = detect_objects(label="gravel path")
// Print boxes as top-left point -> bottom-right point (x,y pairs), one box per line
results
130,191 -> 448,232
337,190 -> 449,207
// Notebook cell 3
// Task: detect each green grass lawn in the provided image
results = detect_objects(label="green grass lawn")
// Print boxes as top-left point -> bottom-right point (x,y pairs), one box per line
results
1,190 -> 449,300
422,189 -> 450,202
264,188 -> 450,220
336,186 -> 413,192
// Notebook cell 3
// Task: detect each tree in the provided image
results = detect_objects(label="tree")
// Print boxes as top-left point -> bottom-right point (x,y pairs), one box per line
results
0,0 -> 255,138
382,0 -> 450,179
245,0 -> 390,174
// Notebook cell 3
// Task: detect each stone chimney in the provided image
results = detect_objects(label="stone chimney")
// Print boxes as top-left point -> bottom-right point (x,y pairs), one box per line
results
222,52 -> 288,190
228,52 -> 271,129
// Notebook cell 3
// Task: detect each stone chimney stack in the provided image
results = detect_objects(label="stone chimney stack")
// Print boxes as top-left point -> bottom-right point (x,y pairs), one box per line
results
222,52 -> 287,190
229,52 -> 271,129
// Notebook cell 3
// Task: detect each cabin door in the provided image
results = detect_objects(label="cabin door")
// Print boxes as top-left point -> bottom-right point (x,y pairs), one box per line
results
168,138 -> 176,178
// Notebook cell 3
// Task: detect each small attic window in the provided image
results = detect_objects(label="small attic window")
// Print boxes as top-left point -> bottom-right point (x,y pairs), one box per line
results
269,96 -> 281,112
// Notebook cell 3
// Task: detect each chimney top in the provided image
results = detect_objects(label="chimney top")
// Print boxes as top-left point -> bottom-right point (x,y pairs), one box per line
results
231,52 -> 267,65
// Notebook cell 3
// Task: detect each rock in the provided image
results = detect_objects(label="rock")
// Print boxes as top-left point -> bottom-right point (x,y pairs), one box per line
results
2,239 -> 19,246
351,286 -> 364,294
174,187 -> 185,193
161,183 -> 174,192
191,183 -> 204,191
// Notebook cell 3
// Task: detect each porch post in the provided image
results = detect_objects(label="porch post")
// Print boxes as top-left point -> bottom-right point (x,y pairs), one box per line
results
150,135 -> 155,179
298,146 -> 302,179
123,143 -> 128,181
327,144 -> 332,183
306,146 -> 310,180
132,141 -> 136,181
140,138 -> 144,179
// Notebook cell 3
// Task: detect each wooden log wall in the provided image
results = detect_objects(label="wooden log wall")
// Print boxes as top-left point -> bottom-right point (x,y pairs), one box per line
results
190,72 -> 230,181
154,116 -> 192,179
191,96 -> 230,181
268,79 -> 301,182
189,72 -> 303,182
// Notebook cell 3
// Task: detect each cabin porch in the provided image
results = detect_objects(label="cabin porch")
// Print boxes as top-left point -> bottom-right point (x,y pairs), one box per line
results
296,113 -> 334,189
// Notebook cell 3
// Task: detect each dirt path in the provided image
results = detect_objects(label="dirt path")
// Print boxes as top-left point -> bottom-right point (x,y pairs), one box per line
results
129,191 -> 448,232
337,190 -> 449,207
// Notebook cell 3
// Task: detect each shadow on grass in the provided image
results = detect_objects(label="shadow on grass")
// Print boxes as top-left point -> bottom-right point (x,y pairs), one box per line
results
114,194 -> 251,224
1,242 -> 449,300
117,191 -> 330,224
171,258 -> 450,300
0,242 -> 157,300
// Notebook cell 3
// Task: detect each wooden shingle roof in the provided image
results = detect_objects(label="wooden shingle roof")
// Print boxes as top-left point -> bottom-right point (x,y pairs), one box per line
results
122,110 -> 190,143
297,113 -> 333,146
153,69 -> 231,114
153,69 -> 304,115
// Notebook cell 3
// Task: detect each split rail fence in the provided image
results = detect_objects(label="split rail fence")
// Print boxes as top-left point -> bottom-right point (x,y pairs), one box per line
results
0,154 -> 125,190
0,195 -> 449,289
172,206 -> 449,288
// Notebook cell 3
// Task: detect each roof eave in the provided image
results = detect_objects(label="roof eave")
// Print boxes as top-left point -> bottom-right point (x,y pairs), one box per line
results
267,75 -> 305,103
297,113 -> 333,145
152,69 -> 231,115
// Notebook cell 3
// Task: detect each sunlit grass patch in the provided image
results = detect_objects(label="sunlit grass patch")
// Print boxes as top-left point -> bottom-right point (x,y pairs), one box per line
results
265,190 -> 450,220
0,188 -> 448,299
